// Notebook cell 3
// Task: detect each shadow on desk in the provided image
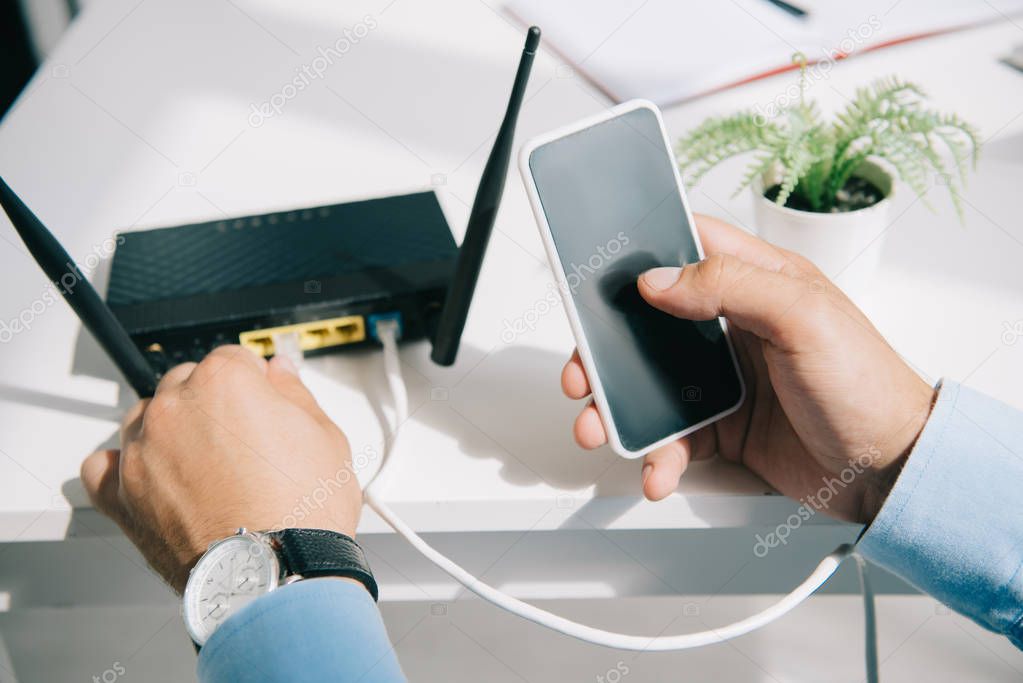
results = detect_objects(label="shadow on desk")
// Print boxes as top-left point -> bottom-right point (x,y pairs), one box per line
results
395,341 -> 630,494
54,334 -> 770,535
0,383 -> 123,423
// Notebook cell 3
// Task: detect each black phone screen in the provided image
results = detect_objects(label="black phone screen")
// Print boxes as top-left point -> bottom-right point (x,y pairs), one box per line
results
528,106 -> 744,452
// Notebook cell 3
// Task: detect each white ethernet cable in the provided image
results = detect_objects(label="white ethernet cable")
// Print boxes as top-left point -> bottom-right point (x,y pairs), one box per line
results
364,318 -> 878,678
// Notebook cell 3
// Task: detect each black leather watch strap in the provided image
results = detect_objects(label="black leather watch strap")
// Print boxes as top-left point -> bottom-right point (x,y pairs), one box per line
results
270,528 -> 379,601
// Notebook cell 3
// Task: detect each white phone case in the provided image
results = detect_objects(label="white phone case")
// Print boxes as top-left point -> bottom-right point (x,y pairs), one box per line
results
518,99 -> 745,458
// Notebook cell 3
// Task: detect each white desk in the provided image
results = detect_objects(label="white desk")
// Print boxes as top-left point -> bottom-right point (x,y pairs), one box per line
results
1,1 -> 1021,681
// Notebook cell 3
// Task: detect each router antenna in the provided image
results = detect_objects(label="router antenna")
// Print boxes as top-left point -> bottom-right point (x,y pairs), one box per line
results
0,176 -> 158,397
430,26 -> 540,366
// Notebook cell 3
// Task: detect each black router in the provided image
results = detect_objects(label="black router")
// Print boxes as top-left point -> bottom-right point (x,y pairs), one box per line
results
0,26 -> 539,397
105,191 -> 457,374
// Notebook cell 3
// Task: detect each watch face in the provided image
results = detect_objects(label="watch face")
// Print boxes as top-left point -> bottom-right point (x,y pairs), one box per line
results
183,534 -> 279,645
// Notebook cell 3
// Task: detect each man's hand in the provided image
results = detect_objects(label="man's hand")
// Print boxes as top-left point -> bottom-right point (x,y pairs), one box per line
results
562,215 -> 935,523
81,346 -> 361,593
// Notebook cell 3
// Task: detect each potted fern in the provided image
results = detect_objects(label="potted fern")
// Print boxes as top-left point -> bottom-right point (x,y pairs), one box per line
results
676,66 -> 980,287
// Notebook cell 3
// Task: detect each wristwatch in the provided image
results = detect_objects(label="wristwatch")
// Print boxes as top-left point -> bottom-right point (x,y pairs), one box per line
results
182,527 -> 377,647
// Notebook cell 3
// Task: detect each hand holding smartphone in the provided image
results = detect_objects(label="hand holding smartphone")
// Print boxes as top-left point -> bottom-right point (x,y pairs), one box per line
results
519,100 -> 745,458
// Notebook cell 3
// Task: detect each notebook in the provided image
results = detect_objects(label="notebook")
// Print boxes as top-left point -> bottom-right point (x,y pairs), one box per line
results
506,0 -> 1023,105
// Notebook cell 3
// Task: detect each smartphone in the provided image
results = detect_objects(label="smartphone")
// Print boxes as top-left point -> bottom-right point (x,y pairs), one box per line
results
519,100 -> 745,458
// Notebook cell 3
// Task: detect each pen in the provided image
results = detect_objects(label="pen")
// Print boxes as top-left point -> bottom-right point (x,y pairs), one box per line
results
764,0 -> 808,19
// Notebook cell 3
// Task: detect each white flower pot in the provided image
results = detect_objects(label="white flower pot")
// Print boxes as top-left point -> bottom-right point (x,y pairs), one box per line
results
751,160 -> 893,293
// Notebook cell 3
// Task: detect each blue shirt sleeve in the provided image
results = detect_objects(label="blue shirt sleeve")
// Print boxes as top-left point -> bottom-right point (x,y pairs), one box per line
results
858,379 -> 1023,648
198,578 -> 407,682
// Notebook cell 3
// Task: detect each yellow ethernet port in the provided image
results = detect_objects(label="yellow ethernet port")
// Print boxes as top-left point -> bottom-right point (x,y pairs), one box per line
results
239,315 -> 366,357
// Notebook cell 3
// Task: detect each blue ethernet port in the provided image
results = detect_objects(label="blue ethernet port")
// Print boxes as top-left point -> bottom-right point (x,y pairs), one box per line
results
367,312 -> 403,342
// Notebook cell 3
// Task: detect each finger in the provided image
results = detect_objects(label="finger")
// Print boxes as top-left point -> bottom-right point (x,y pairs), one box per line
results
120,398 -> 151,444
154,362 -> 197,396
561,350 -> 591,400
80,448 -> 123,519
637,253 -> 814,347
641,425 -> 718,501
266,355 -> 340,433
209,344 -> 268,373
642,439 -> 691,501
573,402 -> 607,450
693,214 -> 817,278
189,344 -> 268,388
689,426 -> 718,461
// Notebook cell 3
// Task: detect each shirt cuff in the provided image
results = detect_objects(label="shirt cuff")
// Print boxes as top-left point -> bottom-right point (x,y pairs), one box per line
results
198,578 -> 406,683
857,379 -> 1023,647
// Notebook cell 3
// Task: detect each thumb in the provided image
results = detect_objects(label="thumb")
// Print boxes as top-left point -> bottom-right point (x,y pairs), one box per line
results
81,448 -> 123,519
637,253 -> 814,347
